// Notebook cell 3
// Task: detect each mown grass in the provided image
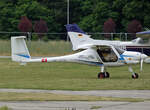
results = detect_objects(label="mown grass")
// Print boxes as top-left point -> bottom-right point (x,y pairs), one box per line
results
0,58 -> 150,90
0,106 -> 9,110
0,40 -> 150,90
0,92 -> 144,102
90,106 -> 102,109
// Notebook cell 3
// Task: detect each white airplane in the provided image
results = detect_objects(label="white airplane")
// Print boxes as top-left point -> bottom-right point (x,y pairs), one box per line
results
65,24 -> 150,63
11,36 -> 147,79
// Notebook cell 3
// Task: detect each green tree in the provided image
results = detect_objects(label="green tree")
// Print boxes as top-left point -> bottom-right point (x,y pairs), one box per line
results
0,2 -> 16,32
112,0 -> 128,32
143,1 -> 150,28
80,1 -> 117,33
122,0 -> 144,31
0,0 -> 150,40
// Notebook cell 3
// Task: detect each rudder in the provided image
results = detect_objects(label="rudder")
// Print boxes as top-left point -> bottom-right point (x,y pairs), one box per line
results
66,24 -> 93,50
11,36 -> 31,62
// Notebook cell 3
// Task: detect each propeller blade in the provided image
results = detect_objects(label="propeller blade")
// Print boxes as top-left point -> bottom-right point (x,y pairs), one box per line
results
140,53 -> 148,72
140,59 -> 143,72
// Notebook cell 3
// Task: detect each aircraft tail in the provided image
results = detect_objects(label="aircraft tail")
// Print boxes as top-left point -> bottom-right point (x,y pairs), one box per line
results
66,24 -> 93,50
11,36 -> 31,63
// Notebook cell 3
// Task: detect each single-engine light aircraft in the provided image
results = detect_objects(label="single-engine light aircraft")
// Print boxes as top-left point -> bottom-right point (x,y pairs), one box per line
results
66,24 -> 150,63
11,36 -> 147,79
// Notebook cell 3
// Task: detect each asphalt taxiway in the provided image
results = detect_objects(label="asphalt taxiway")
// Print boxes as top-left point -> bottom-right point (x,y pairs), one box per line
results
0,89 -> 149,110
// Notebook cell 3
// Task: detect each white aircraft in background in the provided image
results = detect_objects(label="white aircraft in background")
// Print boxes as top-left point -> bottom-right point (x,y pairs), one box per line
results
11,36 -> 147,79
65,24 -> 150,63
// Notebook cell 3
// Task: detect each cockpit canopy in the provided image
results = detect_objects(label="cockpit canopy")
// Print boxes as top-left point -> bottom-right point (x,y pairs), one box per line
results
114,47 -> 125,55
97,46 -> 118,62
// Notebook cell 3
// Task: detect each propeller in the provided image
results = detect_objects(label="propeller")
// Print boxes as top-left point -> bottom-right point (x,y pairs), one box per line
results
140,58 -> 143,71
140,54 -> 148,72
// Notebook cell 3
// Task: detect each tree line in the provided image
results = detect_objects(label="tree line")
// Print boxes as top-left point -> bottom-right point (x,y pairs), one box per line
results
0,0 -> 150,40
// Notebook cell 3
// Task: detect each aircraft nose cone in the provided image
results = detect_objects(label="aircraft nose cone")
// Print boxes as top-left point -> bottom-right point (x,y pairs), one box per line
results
141,54 -> 148,59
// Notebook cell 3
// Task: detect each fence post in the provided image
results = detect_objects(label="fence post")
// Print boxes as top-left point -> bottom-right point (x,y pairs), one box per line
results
111,33 -> 113,40
27,32 -> 31,48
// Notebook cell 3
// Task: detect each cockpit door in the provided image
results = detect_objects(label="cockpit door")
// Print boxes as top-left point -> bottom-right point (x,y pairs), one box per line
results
96,45 -> 119,63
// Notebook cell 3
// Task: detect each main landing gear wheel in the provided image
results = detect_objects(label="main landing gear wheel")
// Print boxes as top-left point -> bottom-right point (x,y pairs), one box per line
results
132,73 -> 139,79
98,72 -> 104,79
98,72 -> 110,79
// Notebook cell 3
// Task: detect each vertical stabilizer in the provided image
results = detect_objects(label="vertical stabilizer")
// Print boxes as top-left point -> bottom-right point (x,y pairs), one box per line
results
66,24 -> 93,50
11,36 -> 31,62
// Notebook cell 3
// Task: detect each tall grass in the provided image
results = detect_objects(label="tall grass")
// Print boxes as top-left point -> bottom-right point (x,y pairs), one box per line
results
0,40 -> 72,56
28,40 -> 72,56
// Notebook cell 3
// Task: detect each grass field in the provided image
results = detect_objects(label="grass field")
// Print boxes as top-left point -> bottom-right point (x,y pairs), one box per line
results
0,92 -> 144,102
0,58 -> 150,90
0,40 -> 149,90
0,106 -> 9,110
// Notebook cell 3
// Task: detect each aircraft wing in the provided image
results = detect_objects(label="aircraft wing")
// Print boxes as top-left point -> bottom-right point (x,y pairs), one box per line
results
136,31 -> 150,38
76,43 -> 112,50
66,24 -> 120,51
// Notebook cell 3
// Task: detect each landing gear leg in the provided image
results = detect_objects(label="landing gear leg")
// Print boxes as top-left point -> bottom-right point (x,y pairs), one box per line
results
128,66 -> 139,79
98,65 -> 110,79
104,72 -> 110,78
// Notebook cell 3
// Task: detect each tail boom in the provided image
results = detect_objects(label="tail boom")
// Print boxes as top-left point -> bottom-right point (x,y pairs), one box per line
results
11,36 -> 101,66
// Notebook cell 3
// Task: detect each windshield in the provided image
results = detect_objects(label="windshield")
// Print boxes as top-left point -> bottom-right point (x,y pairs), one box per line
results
115,47 -> 125,55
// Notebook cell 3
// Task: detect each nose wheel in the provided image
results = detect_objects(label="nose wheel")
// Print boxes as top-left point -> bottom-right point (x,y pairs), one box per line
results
129,66 -> 139,79
98,72 -> 110,79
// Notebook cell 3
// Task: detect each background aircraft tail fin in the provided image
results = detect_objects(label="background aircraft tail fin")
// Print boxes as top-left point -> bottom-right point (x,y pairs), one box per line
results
11,36 -> 31,63
65,24 -> 93,50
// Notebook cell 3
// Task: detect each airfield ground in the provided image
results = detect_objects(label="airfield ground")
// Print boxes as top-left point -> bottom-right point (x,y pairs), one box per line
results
0,58 -> 150,109
0,58 -> 150,90
0,40 -> 150,109
0,89 -> 149,110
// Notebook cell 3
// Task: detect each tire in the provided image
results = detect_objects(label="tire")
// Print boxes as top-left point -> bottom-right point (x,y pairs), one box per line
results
98,72 -> 105,79
132,73 -> 139,79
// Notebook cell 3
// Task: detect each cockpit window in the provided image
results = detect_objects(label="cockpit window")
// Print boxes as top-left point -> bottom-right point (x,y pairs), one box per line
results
115,47 -> 125,55
97,46 -> 118,62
